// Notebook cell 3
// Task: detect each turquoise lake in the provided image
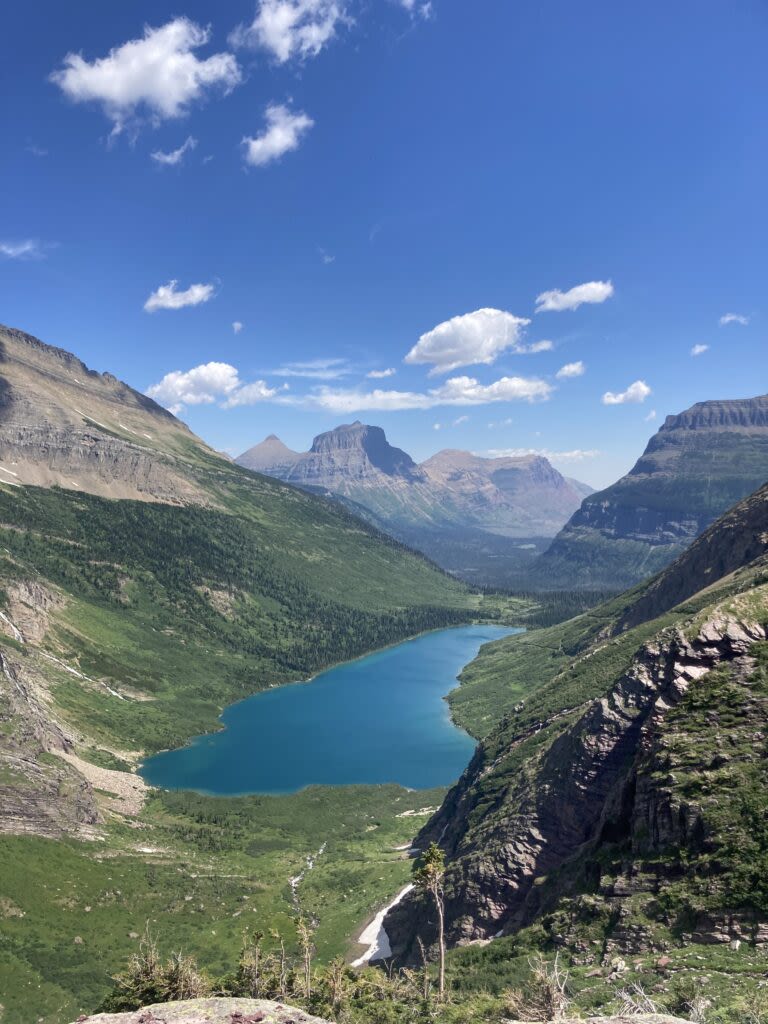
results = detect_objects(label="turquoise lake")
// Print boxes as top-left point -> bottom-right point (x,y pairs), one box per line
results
140,624 -> 518,795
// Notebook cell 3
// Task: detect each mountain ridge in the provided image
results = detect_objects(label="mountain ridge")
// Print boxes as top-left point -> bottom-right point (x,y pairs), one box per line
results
531,393 -> 768,591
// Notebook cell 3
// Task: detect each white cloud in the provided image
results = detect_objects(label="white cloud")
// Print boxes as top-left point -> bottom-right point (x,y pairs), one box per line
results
147,361 -> 285,413
0,239 -> 45,259
645,409 -> 657,421
144,280 -> 215,312
556,360 -> 585,379
232,321 -> 243,334
405,308 -> 532,375
242,104 -> 314,167
151,135 -> 197,166
222,381 -> 286,408
50,19 -> 241,136
719,312 -> 749,326
301,374 -> 552,413
272,358 -> 350,380
454,415 -> 469,425
602,380 -> 651,405
485,447 -> 601,462
147,362 -> 241,408
518,340 -> 553,354
399,0 -> 433,17
690,343 -> 709,357
230,0 -> 347,63
318,246 -> 335,264
367,368 -> 396,379
535,280 -> 614,313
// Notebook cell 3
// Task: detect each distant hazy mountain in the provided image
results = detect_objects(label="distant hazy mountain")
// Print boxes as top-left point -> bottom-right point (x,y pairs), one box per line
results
236,423 -> 593,580
532,394 -> 768,590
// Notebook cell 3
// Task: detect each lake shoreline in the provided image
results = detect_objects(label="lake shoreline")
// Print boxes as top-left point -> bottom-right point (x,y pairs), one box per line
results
139,624 -> 517,796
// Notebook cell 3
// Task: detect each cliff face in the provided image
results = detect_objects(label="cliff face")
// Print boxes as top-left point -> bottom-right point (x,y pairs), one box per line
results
533,395 -> 768,590
386,483 -> 768,963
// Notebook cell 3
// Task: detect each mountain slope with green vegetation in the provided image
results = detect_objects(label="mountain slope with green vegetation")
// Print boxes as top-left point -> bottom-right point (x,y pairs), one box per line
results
383,482 -> 768,1021
532,394 -> 768,591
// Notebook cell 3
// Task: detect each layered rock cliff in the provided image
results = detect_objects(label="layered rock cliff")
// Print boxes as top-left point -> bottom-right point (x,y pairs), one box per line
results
533,394 -> 768,590
0,324 -> 216,503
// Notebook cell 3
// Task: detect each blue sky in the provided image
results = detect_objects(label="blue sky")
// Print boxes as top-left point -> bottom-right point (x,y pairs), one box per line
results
1,0 -> 765,487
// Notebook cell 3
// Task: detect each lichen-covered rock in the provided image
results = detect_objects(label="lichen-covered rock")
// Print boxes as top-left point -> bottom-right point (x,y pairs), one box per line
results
70,997 -> 334,1024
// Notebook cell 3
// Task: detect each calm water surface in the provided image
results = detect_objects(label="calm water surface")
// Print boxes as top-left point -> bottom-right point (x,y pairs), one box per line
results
140,624 -> 519,795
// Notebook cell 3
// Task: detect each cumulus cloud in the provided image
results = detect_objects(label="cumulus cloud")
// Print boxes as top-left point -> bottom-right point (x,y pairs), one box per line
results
301,374 -> 552,413
144,280 -> 215,312
151,135 -> 197,166
690,343 -> 709,357
535,280 -> 614,313
405,308 -> 532,375
147,361 -> 285,414
232,321 -> 243,334
518,340 -> 553,354
242,104 -> 314,167
555,360 -> 585,379
50,19 -> 241,136
0,239 -> 46,259
719,312 -> 749,326
602,380 -> 651,405
485,447 -> 600,462
147,362 -> 241,410
367,368 -> 396,379
230,0 -> 347,63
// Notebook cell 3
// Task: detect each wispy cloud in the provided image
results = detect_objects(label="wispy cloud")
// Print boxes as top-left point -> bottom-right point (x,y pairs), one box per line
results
398,0 -> 433,18
535,280 -> 614,313
144,280 -> 215,312
485,447 -> 601,462
690,343 -> 709,357
271,358 -> 351,380
242,103 -> 314,167
555,360 -> 585,379
25,143 -> 48,157
0,239 -> 48,260
318,246 -> 335,264
405,308 -> 532,375
151,136 -> 197,166
232,321 -> 243,334
719,312 -> 749,326
230,0 -> 348,63
50,19 -> 241,137
367,368 -> 396,379
602,379 -> 651,405
645,409 -> 657,421
296,374 -> 553,413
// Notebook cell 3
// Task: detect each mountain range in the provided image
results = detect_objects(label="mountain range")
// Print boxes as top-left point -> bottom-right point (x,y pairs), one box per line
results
236,422 -> 592,583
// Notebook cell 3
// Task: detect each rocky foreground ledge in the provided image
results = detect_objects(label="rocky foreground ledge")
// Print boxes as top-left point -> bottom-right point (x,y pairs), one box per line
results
70,999 -> 690,1024
71,998 -> 333,1024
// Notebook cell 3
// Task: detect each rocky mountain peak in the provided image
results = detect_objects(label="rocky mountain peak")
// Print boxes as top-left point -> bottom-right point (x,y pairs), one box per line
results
309,422 -> 420,478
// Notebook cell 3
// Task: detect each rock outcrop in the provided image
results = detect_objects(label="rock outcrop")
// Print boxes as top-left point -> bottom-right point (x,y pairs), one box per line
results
386,608 -> 768,960
70,998 -> 333,1024
533,394 -> 768,590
